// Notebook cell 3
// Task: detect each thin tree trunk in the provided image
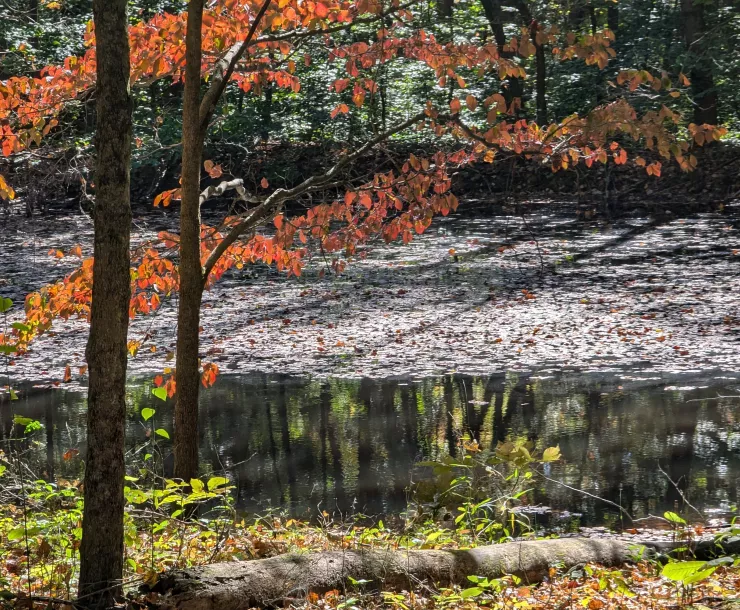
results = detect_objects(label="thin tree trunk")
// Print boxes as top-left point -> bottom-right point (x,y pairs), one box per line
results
533,27 -> 547,125
507,0 -> 547,124
78,0 -> 132,604
172,0 -> 272,481
174,0 -> 205,482
479,0 -> 525,113
607,4 -> 618,34
681,0 -> 718,125
260,82 -> 273,143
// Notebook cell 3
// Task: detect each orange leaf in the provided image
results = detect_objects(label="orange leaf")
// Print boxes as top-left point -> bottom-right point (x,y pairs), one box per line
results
261,177 -> 269,189
204,160 -> 223,179
274,214 -> 284,230
63,365 -> 72,383
62,448 -> 79,461
449,98 -> 461,113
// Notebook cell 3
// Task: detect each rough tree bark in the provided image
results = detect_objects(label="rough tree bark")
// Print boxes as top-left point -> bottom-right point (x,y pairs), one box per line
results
173,0 -> 206,483
77,0 -> 133,605
148,536 -> 740,610
681,0 -> 718,125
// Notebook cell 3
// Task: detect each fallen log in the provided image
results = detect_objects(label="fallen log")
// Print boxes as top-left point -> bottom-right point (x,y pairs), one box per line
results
148,536 -> 740,610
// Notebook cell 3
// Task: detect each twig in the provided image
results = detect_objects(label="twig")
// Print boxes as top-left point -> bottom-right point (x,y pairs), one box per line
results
535,469 -> 633,521
657,462 -> 705,521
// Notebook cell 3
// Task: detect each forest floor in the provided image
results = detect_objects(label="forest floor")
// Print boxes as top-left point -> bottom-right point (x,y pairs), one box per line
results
0,198 -> 738,391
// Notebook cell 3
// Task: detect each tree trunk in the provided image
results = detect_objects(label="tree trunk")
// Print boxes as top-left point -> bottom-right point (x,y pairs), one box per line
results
533,26 -> 547,125
479,0 -> 525,113
148,537 -> 740,610
507,0 -> 547,125
607,4 -> 618,34
78,0 -> 132,605
681,0 -> 718,125
174,0 -> 206,482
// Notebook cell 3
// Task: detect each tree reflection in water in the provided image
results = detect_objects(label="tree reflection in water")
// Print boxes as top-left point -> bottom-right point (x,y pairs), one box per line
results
6,371 -> 740,525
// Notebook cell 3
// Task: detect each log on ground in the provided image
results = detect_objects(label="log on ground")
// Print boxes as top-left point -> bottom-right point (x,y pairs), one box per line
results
148,536 -> 739,610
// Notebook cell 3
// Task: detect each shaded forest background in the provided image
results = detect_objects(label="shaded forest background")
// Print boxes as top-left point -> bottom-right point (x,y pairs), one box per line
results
1,0 -> 738,213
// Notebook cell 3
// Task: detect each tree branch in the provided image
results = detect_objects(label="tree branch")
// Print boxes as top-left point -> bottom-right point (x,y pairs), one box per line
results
198,0 -> 273,132
201,111 -> 428,283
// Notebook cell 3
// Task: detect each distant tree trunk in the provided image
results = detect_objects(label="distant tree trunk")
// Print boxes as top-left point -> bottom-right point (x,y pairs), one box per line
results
588,5 -> 597,35
77,0 -> 132,605
479,0 -> 524,113
607,4 -> 618,34
438,0 -> 453,18
681,0 -> 718,125
508,0 -> 547,125
174,0 -> 205,482
532,23 -> 547,125
260,82 -> 273,143
44,401 -> 54,481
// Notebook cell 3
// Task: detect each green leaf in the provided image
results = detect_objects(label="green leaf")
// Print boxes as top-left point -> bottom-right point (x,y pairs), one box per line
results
542,446 -> 561,462
8,526 -> 40,541
9,389 -> 18,400
155,428 -> 170,439
190,479 -> 204,494
0,298 -> 12,313
661,561 -> 714,584
140,408 -> 155,421
460,587 -> 482,599
151,387 -> 167,401
124,476 -> 139,482
11,322 -> 29,332
0,345 -> 15,354
207,476 -> 229,491
13,415 -> 32,426
7,528 -> 24,541
663,511 -> 686,525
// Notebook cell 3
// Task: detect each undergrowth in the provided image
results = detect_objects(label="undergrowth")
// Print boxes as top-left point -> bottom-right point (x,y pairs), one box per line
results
1,411 -> 739,609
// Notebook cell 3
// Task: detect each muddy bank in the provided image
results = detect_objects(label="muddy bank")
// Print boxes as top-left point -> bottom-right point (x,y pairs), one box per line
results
0,200 -> 738,390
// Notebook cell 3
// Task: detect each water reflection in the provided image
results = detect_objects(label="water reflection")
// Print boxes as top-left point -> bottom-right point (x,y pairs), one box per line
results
4,372 -> 740,525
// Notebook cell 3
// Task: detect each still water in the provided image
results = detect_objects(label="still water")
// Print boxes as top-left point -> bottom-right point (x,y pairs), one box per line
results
4,371 -> 740,525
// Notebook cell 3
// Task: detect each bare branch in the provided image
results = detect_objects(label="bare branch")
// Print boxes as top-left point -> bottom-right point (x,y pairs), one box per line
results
199,178 -> 260,206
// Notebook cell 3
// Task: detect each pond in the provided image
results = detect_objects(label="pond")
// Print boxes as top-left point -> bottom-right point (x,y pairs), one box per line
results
5,370 -> 740,526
